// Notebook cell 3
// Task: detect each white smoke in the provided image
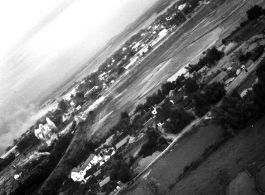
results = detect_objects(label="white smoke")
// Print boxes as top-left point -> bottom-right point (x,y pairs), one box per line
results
0,103 -> 55,155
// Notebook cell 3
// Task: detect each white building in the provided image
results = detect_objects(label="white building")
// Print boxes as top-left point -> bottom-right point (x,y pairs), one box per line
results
1,146 -> 17,159
150,29 -> 168,47
71,154 -> 96,182
124,56 -> 140,69
115,135 -> 130,150
99,72 -> 107,81
99,176 -> 111,187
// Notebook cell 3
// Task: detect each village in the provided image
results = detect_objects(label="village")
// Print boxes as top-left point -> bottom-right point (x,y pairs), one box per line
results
1,0 -> 265,194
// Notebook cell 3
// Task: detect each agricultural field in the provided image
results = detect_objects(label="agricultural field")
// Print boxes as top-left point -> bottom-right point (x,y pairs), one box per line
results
167,115 -> 265,195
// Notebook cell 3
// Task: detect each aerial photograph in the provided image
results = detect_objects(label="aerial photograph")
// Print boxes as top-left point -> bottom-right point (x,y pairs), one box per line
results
1,0 -> 265,194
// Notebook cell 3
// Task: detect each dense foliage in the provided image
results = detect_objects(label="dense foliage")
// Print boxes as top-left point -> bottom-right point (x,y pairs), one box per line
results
246,5 -> 263,21
0,153 -> 16,172
138,128 -> 168,158
193,82 -> 226,117
163,108 -> 195,134
109,159 -> 132,183
212,60 -> 265,133
10,133 -> 74,195
186,47 -> 224,73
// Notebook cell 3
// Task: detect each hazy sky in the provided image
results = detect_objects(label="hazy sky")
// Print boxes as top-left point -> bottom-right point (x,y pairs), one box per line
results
0,0 -> 158,154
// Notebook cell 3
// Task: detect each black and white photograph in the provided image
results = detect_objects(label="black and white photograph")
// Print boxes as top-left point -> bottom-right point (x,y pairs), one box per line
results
0,0 -> 265,194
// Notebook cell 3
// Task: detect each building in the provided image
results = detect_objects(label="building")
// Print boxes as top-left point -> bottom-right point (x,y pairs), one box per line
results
240,88 -> 252,98
99,176 -> 110,187
93,169 -> 101,177
85,86 -> 99,98
124,56 -> 139,69
224,77 -> 235,86
249,45 -> 264,62
197,66 -> 210,75
143,117 -> 155,128
71,166 -> 84,182
153,104 -> 170,125
209,71 -> 228,84
99,72 -> 107,81
171,88 -> 186,104
115,135 -> 130,150
71,154 -> 96,182
1,146 -> 17,159
179,95 -> 193,109
150,29 -> 168,47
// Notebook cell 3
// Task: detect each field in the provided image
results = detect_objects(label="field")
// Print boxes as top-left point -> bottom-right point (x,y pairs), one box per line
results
121,124 -> 224,195
256,167 -> 265,194
167,115 -> 265,195
227,171 -> 259,195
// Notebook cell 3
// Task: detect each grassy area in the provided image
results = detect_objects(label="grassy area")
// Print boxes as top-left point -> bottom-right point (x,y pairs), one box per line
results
227,172 -> 259,195
120,123 -> 224,195
256,167 -> 265,193
167,115 -> 265,195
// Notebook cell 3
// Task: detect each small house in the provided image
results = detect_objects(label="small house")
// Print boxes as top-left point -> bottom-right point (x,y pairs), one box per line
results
99,176 -> 111,187
209,71 -> 228,84
115,135 -> 130,150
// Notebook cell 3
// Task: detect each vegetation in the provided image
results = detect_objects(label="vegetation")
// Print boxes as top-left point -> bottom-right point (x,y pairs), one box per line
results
185,78 -> 199,95
186,47 -> 224,74
109,159 -> 132,183
238,52 -> 252,63
58,99 -> 69,113
10,133 -> 74,195
212,59 -> 265,133
0,153 -> 16,172
138,128 -> 168,158
222,5 -> 265,44
16,132 -> 40,154
246,5 -> 263,21
163,108 -> 195,134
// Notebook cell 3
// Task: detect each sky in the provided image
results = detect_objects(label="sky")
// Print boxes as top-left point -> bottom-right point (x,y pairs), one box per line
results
0,0 -> 158,154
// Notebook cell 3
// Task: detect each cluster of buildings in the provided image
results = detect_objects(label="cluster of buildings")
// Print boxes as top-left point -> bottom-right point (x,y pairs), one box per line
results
66,135 -> 134,195
70,136 -> 132,183
124,29 -> 169,70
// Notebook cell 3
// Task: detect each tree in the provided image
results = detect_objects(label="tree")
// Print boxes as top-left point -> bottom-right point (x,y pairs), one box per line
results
0,153 -> 16,172
256,59 -> 265,78
58,99 -> 68,113
118,166 -> 132,183
47,109 -> 63,126
193,93 -> 210,117
163,108 -> 195,134
109,159 -> 132,183
75,92 -> 85,99
117,66 -> 126,75
204,82 -> 226,104
133,104 -> 145,114
185,78 -> 199,95
120,111 -> 129,120
253,81 -> 265,107
161,82 -> 175,95
246,5 -> 263,20
238,52 -> 251,63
